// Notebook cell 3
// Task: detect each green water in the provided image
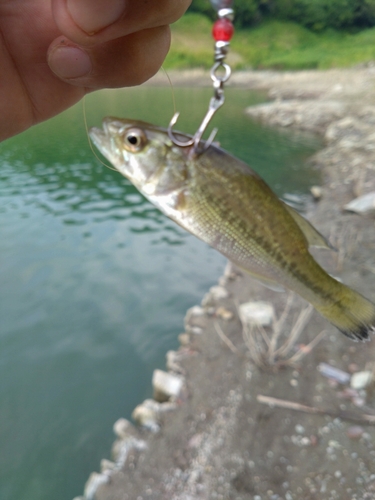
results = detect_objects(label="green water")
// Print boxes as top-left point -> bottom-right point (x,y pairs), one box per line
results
0,86 -> 320,500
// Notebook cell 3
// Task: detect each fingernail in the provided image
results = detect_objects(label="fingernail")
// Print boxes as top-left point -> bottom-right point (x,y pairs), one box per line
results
48,45 -> 92,79
67,0 -> 125,34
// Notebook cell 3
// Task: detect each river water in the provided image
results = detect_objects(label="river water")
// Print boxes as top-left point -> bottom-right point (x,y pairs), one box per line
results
0,86 -> 320,500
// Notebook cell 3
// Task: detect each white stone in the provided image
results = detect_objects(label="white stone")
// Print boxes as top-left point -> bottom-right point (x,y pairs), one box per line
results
186,326 -> 203,335
209,285 -> 229,300
239,301 -> 274,327
178,333 -> 190,346
111,436 -> 147,466
310,186 -> 322,200
132,403 -> 160,433
350,371 -> 373,390
166,350 -> 185,374
100,459 -> 116,472
131,399 -> 177,432
202,285 -> 229,306
84,472 -> 110,500
187,305 -> 205,317
344,192 -> 375,215
113,418 -> 136,439
215,306 -> 234,320
152,369 -> 183,402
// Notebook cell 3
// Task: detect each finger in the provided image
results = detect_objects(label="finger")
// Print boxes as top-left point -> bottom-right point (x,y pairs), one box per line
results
52,0 -> 191,46
47,26 -> 171,88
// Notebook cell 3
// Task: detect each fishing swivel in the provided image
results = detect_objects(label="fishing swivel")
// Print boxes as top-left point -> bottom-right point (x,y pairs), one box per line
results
168,2 -> 234,155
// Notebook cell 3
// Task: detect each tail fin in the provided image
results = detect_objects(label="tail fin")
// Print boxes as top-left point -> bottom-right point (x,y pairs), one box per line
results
315,284 -> 375,341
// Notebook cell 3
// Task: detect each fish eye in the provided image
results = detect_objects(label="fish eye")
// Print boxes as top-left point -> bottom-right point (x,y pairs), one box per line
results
122,128 -> 147,153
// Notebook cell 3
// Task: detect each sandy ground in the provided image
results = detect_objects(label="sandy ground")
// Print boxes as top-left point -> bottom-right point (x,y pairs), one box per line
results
77,68 -> 375,500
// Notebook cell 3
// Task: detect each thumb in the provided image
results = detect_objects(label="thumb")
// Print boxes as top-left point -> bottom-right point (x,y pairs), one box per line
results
47,26 -> 171,88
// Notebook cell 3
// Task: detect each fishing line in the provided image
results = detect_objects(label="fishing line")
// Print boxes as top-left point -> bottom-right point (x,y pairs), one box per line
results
161,65 -> 177,115
83,95 -> 118,172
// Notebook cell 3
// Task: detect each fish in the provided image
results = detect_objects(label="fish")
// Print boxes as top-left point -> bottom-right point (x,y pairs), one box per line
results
89,117 -> 375,341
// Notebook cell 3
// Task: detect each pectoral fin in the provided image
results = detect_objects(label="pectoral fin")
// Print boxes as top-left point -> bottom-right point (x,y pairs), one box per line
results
282,202 -> 336,251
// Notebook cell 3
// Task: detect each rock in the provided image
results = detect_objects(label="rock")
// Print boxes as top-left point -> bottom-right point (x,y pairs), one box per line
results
166,350 -> 185,374
245,100 -> 347,134
210,285 -> 229,300
111,436 -> 147,466
201,285 -> 229,306
100,459 -> 116,472
325,116 -> 373,148
238,301 -> 274,327
344,192 -> 375,215
178,333 -> 190,346
152,369 -> 184,402
132,402 -> 161,433
310,186 -> 323,200
187,305 -> 205,317
223,261 -> 238,280
350,371 -> 373,389
113,418 -> 137,440
84,472 -> 110,500
184,305 -> 207,331
132,398 -> 177,432
346,426 -> 364,439
215,306 -> 234,320
186,326 -> 204,335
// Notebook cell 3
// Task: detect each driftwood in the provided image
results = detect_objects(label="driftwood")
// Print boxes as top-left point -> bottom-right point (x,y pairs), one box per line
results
257,394 -> 375,425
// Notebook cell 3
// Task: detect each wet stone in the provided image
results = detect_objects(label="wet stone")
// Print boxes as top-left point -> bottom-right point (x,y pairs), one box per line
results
201,285 -> 229,306
113,418 -> 138,440
100,459 -> 116,472
152,369 -> 184,402
166,350 -> 185,374
178,333 -> 190,346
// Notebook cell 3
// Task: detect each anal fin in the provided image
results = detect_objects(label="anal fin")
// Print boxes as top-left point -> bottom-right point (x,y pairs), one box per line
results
282,201 -> 336,251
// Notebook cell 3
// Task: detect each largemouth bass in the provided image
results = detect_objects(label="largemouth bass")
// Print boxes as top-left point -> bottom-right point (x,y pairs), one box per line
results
90,118 -> 375,341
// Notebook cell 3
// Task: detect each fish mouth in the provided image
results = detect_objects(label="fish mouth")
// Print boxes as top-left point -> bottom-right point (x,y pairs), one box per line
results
89,122 -> 121,167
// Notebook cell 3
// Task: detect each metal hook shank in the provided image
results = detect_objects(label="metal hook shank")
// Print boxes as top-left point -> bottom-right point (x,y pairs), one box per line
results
168,93 -> 225,153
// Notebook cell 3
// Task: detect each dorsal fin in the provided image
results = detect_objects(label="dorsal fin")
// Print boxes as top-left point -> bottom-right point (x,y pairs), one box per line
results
282,201 -> 336,250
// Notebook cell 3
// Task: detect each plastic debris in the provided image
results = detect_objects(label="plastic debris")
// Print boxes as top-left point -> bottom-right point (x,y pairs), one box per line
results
239,301 -> 274,327
350,370 -> 373,390
317,363 -> 350,384
344,191 -> 375,215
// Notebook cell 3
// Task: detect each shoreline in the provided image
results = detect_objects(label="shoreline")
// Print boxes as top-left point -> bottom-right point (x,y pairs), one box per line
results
76,68 -> 375,500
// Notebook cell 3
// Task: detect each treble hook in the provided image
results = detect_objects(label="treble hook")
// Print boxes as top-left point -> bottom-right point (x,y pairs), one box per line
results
168,92 -> 225,154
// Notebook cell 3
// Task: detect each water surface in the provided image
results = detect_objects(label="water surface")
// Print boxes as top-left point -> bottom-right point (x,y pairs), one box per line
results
0,86 -> 321,500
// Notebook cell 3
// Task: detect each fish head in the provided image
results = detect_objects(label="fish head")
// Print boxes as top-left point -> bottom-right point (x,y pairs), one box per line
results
89,117 -> 191,197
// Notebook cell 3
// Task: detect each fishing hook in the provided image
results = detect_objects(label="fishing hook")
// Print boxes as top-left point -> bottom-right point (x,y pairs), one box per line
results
168,93 -> 224,153
168,61 -> 231,155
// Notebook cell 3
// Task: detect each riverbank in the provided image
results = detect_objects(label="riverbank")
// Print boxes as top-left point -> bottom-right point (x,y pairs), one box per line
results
77,68 -> 375,500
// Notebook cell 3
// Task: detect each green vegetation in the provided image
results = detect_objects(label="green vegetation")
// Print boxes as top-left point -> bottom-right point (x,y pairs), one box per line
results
275,0 -> 375,31
164,13 -> 375,70
189,0 -> 375,30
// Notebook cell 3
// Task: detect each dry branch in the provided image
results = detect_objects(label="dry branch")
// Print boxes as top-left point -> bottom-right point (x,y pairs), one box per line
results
257,394 -> 375,425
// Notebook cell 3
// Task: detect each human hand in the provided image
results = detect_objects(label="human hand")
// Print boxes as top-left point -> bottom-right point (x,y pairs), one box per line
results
0,0 -> 191,141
